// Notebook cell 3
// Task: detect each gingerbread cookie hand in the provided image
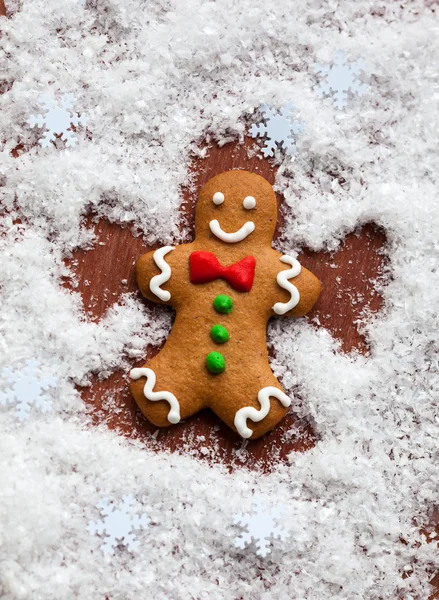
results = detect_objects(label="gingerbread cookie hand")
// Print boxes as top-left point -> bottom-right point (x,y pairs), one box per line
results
136,245 -> 189,306
130,170 -> 321,439
271,255 -> 321,318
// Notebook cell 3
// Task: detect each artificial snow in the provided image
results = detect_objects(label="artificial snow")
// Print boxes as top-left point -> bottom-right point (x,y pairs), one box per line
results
1,0 -> 439,599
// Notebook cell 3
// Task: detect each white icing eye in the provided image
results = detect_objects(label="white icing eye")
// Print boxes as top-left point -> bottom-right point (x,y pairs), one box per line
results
243,196 -> 256,210
213,192 -> 224,205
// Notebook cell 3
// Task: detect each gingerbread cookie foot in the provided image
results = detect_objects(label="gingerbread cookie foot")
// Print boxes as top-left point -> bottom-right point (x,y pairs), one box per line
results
234,386 -> 291,439
130,367 -> 180,426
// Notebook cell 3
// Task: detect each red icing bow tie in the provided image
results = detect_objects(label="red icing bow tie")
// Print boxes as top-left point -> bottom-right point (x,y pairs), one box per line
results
189,251 -> 256,293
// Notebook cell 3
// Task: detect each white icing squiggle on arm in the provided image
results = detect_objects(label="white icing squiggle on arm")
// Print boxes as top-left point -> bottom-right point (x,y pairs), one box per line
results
234,386 -> 291,439
272,255 -> 301,315
150,246 -> 175,301
130,367 -> 180,424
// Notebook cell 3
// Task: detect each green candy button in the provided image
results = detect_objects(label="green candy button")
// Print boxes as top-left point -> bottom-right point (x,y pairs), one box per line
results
213,294 -> 233,314
210,324 -> 229,344
206,351 -> 226,374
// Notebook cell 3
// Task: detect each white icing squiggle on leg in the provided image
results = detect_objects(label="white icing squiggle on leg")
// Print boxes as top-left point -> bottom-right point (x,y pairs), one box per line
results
130,367 -> 180,424
234,386 -> 291,439
272,255 -> 301,315
150,246 -> 175,301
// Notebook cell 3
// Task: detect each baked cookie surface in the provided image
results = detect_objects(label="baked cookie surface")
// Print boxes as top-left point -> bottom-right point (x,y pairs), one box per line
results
130,170 -> 321,439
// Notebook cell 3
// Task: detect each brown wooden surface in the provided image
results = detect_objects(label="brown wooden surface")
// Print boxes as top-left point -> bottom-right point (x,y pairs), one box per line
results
4,0 -> 437,591
64,140 -> 439,595
64,138 -> 388,471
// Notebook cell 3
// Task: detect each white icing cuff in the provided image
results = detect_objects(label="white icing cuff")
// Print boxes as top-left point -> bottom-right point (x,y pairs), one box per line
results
272,255 -> 301,315
150,246 -> 175,301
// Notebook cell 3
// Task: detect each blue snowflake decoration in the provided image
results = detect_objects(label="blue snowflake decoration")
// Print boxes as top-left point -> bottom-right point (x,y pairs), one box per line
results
233,496 -> 289,557
313,51 -> 367,109
88,495 -> 150,556
250,102 -> 304,158
0,359 -> 57,421
28,93 -> 88,148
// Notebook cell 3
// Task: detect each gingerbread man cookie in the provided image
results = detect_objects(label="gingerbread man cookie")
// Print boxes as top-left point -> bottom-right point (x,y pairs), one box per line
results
130,170 -> 321,439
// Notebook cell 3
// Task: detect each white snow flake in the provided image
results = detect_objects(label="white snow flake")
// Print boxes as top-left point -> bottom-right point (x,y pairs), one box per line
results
0,359 -> 57,421
28,93 -> 88,148
87,495 -> 150,556
233,496 -> 289,557
250,102 -> 304,157
313,50 -> 368,109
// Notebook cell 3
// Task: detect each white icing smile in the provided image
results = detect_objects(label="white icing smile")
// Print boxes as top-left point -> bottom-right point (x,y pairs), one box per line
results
209,219 -> 255,243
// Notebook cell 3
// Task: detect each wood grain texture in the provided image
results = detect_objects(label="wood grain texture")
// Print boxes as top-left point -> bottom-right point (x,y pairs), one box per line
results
3,153 -> 434,600
4,0 -> 436,588
65,137 -> 388,471
65,140 -> 439,594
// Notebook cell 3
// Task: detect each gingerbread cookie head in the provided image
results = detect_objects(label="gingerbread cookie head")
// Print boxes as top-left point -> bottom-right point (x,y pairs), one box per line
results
194,170 -> 278,249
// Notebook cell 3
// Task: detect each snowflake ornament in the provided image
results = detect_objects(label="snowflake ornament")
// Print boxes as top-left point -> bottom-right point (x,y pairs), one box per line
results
313,50 -> 368,109
233,496 -> 289,557
0,359 -> 57,421
87,495 -> 150,556
250,102 -> 304,158
28,93 -> 88,148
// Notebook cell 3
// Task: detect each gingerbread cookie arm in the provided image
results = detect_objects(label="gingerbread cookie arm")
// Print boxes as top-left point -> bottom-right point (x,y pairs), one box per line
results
136,245 -> 184,306
271,254 -> 321,318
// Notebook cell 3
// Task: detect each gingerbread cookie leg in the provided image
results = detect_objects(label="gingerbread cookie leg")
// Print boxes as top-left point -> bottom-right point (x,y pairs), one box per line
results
209,375 -> 291,440
130,355 -> 206,428
130,367 -> 181,425
234,386 -> 291,439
